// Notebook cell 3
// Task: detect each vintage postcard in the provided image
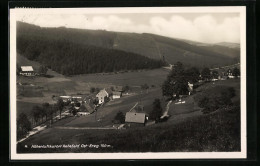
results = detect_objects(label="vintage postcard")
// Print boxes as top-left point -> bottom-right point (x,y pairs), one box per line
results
10,6 -> 246,160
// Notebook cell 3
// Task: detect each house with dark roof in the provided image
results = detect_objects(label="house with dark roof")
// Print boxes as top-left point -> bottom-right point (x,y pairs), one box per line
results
125,112 -> 146,127
77,103 -> 94,116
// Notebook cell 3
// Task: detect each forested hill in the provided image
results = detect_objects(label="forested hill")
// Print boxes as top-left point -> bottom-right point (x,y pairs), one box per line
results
17,21 -> 239,69
17,32 -> 164,75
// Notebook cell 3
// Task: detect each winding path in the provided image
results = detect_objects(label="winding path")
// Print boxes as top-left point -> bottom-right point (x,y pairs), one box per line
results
54,126 -> 117,130
160,100 -> 172,119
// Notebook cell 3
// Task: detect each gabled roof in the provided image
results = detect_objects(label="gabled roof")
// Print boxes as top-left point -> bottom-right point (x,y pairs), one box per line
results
96,89 -> 108,97
21,66 -> 34,72
79,103 -> 92,112
96,88 -> 112,97
125,112 -> 146,124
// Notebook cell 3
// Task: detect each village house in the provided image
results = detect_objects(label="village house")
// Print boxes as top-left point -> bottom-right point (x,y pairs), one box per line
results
20,66 -> 35,76
77,103 -> 94,116
60,96 -> 72,102
227,69 -> 235,78
187,82 -> 193,95
77,104 -> 91,116
96,88 -> 112,104
125,112 -> 146,127
112,91 -> 122,99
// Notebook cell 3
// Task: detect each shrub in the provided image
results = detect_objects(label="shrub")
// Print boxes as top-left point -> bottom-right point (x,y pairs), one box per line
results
141,83 -> 149,90
95,88 -> 100,92
110,86 -> 115,91
149,99 -> 163,122
90,87 -> 95,93
113,111 -> 125,124
122,85 -> 130,92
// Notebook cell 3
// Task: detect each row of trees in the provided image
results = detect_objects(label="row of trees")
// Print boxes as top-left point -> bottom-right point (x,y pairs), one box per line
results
17,98 -> 65,139
30,99 -> 64,126
17,35 -> 165,75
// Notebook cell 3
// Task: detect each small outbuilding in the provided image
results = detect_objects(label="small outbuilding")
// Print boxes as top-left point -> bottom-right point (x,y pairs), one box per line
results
112,91 -> 122,99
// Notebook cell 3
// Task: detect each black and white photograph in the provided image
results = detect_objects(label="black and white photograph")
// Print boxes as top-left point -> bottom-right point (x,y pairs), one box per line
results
10,7 -> 246,159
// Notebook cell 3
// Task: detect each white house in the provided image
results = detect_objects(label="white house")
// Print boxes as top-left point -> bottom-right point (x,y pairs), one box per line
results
227,69 -> 235,78
96,89 -> 112,104
20,66 -> 35,76
112,91 -> 122,99
188,82 -> 193,95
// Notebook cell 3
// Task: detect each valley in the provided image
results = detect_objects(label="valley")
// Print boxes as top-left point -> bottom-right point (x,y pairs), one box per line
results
15,22 -> 241,153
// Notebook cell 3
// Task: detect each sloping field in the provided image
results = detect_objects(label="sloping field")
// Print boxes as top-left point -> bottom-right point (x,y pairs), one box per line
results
70,68 -> 169,87
17,104 -> 240,153
17,79 -> 240,153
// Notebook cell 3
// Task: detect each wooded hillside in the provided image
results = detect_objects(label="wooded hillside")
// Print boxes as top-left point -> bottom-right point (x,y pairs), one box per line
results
17,21 -> 240,71
17,35 -> 164,75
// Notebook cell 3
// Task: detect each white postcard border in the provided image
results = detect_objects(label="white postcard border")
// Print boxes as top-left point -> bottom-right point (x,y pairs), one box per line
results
10,6 -> 247,160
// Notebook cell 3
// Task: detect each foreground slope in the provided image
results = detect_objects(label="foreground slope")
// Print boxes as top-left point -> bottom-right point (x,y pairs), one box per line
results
17,79 -> 240,153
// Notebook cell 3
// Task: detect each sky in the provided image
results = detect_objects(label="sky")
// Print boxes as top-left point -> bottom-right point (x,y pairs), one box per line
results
17,13 -> 240,44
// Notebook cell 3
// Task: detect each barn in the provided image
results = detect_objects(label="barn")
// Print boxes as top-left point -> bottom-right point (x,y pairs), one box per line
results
125,112 -> 146,127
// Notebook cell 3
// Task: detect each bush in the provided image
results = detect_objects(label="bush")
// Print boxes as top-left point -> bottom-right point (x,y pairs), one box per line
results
141,83 -> 149,90
90,87 -> 95,93
113,111 -> 125,124
149,99 -> 163,122
110,86 -> 115,91
95,88 -> 100,92
122,85 -> 130,92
